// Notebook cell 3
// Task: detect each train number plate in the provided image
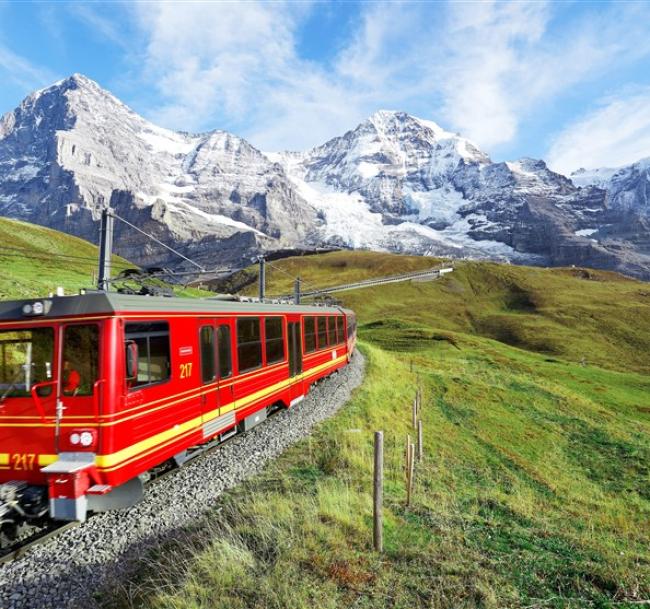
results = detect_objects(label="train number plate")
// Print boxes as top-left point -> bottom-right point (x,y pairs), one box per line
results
10,453 -> 36,470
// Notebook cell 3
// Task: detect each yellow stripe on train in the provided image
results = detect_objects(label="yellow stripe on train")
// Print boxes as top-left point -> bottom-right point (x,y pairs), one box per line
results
1,355 -> 347,474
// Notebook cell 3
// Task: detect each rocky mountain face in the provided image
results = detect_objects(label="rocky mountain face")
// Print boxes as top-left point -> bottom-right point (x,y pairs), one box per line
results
1,75 -> 649,279
0,74 -> 318,270
273,111 -> 648,276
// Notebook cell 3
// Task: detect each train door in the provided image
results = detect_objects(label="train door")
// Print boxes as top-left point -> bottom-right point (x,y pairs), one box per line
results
198,319 -> 219,421
198,318 -> 236,439
215,321 -> 235,416
287,320 -> 303,403
57,322 -> 102,454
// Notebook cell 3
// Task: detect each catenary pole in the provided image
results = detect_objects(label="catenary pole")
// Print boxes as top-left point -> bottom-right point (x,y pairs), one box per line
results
98,208 -> 114,291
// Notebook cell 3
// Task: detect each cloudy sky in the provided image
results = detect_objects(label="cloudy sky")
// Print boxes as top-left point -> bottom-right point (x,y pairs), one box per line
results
1,1 -> 650,174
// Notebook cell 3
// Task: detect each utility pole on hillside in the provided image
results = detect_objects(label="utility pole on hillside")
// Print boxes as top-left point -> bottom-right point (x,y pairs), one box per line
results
98,207 -> 114,292
259,257 -> 266,301
294,276 -> 301,304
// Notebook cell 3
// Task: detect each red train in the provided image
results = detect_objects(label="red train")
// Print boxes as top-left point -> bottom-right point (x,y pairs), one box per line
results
0,292 -> 356,529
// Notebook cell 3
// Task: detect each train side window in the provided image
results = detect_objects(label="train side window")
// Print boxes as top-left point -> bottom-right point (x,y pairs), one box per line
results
336,317 -> 345,344
317,317 -> 328,348
200,326 -> 216,384
217,325 -> 232,379
347,317 -> 357,338
237,318 -> 262,373
265,317 -> 285,365
63,324 -> 99,396
125,322 -> 170,389
304,317 -> 316,353
327,317 -> 336,346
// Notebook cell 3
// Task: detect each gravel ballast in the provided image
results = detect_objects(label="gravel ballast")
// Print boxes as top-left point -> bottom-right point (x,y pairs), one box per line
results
0,351 -> 365,609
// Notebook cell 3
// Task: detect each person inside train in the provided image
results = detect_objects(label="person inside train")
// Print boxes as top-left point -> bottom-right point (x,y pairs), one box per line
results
62,359 -> 81,396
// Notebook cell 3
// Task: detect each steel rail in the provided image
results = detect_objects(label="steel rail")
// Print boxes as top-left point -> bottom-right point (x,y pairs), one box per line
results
0,521 -> 79,565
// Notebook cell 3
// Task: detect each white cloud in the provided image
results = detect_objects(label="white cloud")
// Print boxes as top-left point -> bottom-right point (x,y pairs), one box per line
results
130,2 -> 375,151
69,3 -> 130,50
547,88 -> 650,174
431,2 -> 650,151
435,2 -> 551,148
124,0 -> 650,155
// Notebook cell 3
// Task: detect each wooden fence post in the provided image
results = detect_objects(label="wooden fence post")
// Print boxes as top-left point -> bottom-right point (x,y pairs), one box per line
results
406,441 -> 415,506
373,431 -> 383,552
412,397 -> 417,429
417,419 -> 423,462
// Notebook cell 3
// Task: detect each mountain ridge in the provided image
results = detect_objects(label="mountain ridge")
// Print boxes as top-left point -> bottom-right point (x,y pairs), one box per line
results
1,74 -> 649,278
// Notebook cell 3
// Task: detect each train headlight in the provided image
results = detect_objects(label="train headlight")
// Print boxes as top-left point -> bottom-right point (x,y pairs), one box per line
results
22,300 -> 51,316
66,429 -> 96,450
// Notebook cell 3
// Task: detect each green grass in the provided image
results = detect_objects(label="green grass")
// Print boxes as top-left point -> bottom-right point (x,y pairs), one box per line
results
0,217 -> 206,299
104,251 -> 650,609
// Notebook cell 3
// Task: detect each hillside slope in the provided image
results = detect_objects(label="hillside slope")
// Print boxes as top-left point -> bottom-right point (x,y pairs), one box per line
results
0,217 -> 204,299
241,250 -> 650,375
111,253 -> 650,609
0,216 -> 134,299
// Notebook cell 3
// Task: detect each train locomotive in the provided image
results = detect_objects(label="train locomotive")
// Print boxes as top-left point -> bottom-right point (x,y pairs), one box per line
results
0,292 -> 356,534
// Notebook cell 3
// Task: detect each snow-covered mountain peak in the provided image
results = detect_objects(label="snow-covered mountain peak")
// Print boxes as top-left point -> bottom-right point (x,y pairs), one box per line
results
570,166 -> 619,189
503,158 -> 575,193
286,109 -> 492,201
368,110 -> 451,142
2,74 -> 650,278
570,157 -> 650,216
571,157 -> 650,188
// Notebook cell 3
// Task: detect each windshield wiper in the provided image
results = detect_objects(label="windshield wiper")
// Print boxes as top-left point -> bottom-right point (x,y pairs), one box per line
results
0,383 -> 17,403
0,367 -> 27,403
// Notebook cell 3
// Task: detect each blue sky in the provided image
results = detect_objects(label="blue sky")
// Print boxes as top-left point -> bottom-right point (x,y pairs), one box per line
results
1,1 -> 650,173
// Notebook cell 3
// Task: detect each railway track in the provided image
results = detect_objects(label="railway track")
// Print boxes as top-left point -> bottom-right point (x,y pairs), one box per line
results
0,401 -> 287,565
0,522 -> 79,565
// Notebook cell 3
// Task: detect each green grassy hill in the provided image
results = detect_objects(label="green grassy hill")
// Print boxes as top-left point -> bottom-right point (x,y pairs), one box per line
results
0,217 -> 133,299
113,252 -> 650,609
0,217 -> 204,299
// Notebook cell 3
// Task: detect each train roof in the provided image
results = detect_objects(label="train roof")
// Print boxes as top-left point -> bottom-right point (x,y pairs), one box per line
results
0,291 -> 354,322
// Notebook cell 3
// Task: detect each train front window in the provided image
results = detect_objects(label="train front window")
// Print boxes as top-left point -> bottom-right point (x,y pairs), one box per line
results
0,327 -> 54,399
63,325 -> 99,396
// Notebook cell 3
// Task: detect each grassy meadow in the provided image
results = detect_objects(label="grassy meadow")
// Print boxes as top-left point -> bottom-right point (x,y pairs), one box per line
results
106,251 -> 649,609
0,217 -> 204,299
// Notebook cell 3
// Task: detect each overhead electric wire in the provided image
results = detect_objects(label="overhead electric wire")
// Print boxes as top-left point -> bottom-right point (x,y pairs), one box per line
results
0,244 -> 133,266
109,211 -> 205,271
0,249 -> 133,270
263,260 -> 322,294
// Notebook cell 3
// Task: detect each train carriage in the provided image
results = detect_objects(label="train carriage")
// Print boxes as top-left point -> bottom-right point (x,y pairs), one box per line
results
0,292 -> 356,528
